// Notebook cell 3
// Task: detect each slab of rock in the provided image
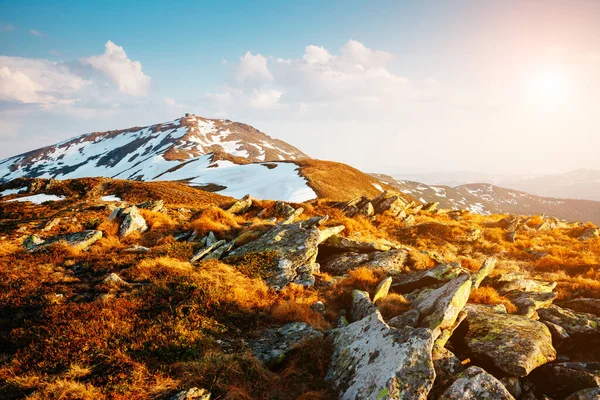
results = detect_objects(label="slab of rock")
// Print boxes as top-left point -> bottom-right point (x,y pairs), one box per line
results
138,199 -> 165,212
102,272 -> 130,287
411,274 -> 472,346
530,362 -> 600,399
566,387 -> 600,400
227,194 -> 252,215
439,366 -> 515,400
506,290 -> 557,318
23,234 -> 45,250
117,206 -> 148,237
472,257 -> 496,289
327,311 -> 435,400
202,241 -> 234,260
190,240 -> 227,264
578,228 -> 599,241
321,249 -> 408,276
372,277 -> 393,304
247,322 -> 323,367
124,245 -> 150,253
462,304 -> 556,377
274,201 -> 295,217
42,217 -> 61,232
351,290 -> 377,321
392,263 -> 469,292
226,218 -> 344,290
322,234 -> 392,252
542,320 -> 570,344
488,272 -> 557,295
538,305 -> 600,336
26,230 -> 103,252
432,346 -> 465,396
170,387 -> 211,400
387,309 -> 420,329
559,298 -> 600,317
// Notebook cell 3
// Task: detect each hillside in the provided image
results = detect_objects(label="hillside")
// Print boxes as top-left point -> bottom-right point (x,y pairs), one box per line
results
1,178 -> 599,399
374,173 -> 600,225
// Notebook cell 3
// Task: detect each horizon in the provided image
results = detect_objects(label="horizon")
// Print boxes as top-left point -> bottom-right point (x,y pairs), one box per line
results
1,0 -> 600,177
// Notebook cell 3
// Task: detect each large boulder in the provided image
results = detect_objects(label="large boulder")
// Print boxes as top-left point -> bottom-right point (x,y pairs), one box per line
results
439,366 -> 515,400
351,290 -> 377,321
226,217 -> 344,290
538,305 -> 600,336
247,322 -> 323,367
392,263 -> 469,292
559,298 -> 600,317
25,230 -> 103,252
322,234 -> 393,252
566,388 -> 600,400
411,274 -> 472,346
471,257 -> 496,289
117,206 -> 148,237
320,249 -> 408,276
530,362 -> 600,399
506,290 -> 557,318
461,304 -> 556,377
226,194 -> 252,215
487,272 -> 557,295
327,311 -> 435,400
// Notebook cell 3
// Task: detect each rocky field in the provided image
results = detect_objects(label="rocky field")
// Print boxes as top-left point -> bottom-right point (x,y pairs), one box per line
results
1,178 -> 600,399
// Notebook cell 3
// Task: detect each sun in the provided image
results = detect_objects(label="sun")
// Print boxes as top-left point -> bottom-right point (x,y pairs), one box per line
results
529,69 -> 570,110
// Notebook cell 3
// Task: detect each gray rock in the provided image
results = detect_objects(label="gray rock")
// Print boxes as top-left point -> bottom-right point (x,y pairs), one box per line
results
538,305 -> 600,336
542,320 -> 571,344
281,207 -> 304,224
320,252 -> 371,275
190,240 -> 227,264
392,263 -> 469,292
351,290 -> 377,321
274,201 -> 295,217
322,234 -> 392,252
102,272 -> 130,287
566,387 -> 600,400
559,298 -> 600,316
226,218 -> 344,290
117,206 -> 148,237
372,277 -> 393,304
227,194 -> 252,215
387,309 -> 420,329
366,249 -> 409,271
310,301 -> 325,313
439,366 -> 515,400
137,199 -> 165,213
23,234 -> 45,250
488,272 -> 557,295
530,362 -> 600,399
170,387 -> 210,400
462,304 -> 556,377
506,290 -> 557,318
327,311 -> 435,400
472,257 -> 496,289
124,245 -> 150,253
432,346 -> 464,396
578,228 -> 599,241
26,230 -> 103,252
42,217 -> 61,232
202,240 -> 234,260
248,322 -> 323,367
411,274 -> 472,346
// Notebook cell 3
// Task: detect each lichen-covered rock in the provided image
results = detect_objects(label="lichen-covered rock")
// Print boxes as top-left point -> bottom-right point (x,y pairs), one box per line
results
321,249 -> 408,276
431,346 -> 464,397
102,272 -> 130,287
124,245 -> 150,253
578,227 -> 599,241
351,290 -> 377,321
387,309 -> 420,329
138,199 -> 165,212
202,240 -> 234,260
274,200 -> 295,217
462,304 -> 556,377
566,387 -> 600,400
170,387 -> 211,400
530,362 -> 600,399
411,274 -> 472,346
506,290 -> 557,318
559,298 -> 600,317
23,234 -> 45,250
373,277 -> 393,304
227,194 -> 252,215
488,272 -> 557,295
190,240 -> 227,263
542,320 -> 570,344
247,322 -> 323,367
471,257 -> 496,289
226,218 -> 344,289
392,263 -> 469,292
322,234 -> 392,252
327,311 -> 435,400
439,366 -> 515,400
538,305 -> 600,336
117,206 -> 148,237
26,230 -> 103,252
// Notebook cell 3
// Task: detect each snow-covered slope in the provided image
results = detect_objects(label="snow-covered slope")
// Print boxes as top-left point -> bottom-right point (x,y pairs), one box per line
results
0,114 -> 316,202
372,173 -> 600,224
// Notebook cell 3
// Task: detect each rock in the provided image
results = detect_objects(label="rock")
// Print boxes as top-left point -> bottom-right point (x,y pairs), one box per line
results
320,252 -> 371,275
322,234 -> 392,252
472,257 -> 496,289
327,311 -> 435,400
559,298 -> 600,317
205,231 -> 217,247
530,362 -> 600,399
439,366 -> 515,400
579,228 -> 600,241
358,201 -> 374,217
387,309 -> 420,329
42,217 -> 61,232
462,304 -> 556,377
506,290 -> 557,318
226,218 -> 344,290
227,194 -> 252,215
506,231 -> 517,243
392,263 -> 469,292
372,277 -> 393,304
170,387 -> 211,400
411,274 -> 472,346
117,206 -> 148,237
432,346 -> 464,396
124,245 -> 150,253
281,207 -> 304,224
542,320 -> 571,344
247,322 -> 323,367
202,241 -> 234,260
423,202 -> 439,212
464,228 -> 482,242
366,249 -> 409,271
351,290 -> 377,321
138,199 -> 165,212
538,305 -> 600,336
336,196 -> 371,217
403,214 -> 416,226
566,387 -> 600,400
23,234 -> 45,250
274,201 -> 295,217
488,272 -> 557,295
26,230 -> 103,252
190,240 -> 227,263
500,376 -> 522,399
102,272 -> 130,287
374,195 -> 406,216
310,301 -> 325,313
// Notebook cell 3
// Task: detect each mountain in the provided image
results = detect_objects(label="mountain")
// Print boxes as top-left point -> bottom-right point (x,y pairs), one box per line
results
374,173 -> 600,224
498,169 -> 600,201
0,114 -> 391,203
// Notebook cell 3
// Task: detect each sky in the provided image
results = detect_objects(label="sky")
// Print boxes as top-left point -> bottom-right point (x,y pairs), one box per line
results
1,0 -> 599,176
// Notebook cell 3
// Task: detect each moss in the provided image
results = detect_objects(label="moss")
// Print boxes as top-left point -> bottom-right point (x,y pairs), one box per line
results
376,387 -> 389,399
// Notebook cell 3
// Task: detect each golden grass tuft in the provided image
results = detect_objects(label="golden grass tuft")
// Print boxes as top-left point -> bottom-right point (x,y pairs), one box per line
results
376,293 -> 411,320
469,286 -> 517,313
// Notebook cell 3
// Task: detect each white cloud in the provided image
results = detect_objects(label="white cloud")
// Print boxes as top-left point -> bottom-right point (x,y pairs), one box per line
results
236,51 -> 272,81
249,89 -> 283,109
29,29 -> 43,37
81,40 -> 151,96
303,45 -> 331,65
0,66 -> 43,103
340,40 -> 392,67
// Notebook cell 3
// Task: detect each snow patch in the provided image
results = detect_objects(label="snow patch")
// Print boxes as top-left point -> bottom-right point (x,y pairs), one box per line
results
0,187 -> 27,197
101,195 -> 122,202
5,194 -> 65,204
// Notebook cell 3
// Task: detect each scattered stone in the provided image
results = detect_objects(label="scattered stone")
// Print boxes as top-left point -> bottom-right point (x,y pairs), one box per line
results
227,194 -> 252,215
461,304 -> 556,377
281,207 -> 304,224
372,277 -> 393,304
387,309 -> 420,329
351,290 -> 377,321
439,366 -> 515,400
117,206 -> 148,237
138,199 -> 165,212
538,305 -> 600,336
579,228 -> 599,241
566,387 -> 600,400
190,240 -> 227,263
472,257 -> 497,289
403,214 -> 416,226
23,234 -> 45,250
202,241 -> 234,260
310,301 -> 325,313
274,201 -> 295,217
320,252 -> 371,275
423,202 -> 439,212
102,272 -> 130,287
506,231 -> 517,243
124,245 -> 150,253
25,230 -> 103,252
392,262 -> 469,292
411,274 -> 472,346
488,272 -> 557,295
559,298 -> 600,316
322,234 -> 392,252
247,322 -> 323,367
542,320 -> 571,344
432,346 -> 465,396
42,217 -> 61,232
327,311 -> 435,400
170,387 -> 211,400
530,362 -> 600,399
506,290 -> 557,318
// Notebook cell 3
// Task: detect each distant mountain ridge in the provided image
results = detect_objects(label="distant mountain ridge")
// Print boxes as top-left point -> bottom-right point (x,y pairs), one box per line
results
373,173 -> 600,224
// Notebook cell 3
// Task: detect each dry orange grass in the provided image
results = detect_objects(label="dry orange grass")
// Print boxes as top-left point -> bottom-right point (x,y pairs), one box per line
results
139,209 -> 176,229
190,206 -> 241,236
376,293 -> 411,319
469,286 -> 517,313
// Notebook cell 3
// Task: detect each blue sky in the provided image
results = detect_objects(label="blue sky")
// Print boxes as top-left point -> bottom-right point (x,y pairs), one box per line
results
1,0 -> 600,175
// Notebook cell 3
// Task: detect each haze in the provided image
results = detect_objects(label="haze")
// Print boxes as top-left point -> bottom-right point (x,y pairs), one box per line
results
1,0 -> 599,177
